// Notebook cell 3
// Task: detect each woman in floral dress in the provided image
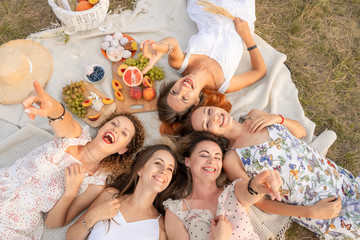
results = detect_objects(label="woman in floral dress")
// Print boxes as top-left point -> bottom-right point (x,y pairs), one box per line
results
182,106 -> 360,239
0,81 -> 145,239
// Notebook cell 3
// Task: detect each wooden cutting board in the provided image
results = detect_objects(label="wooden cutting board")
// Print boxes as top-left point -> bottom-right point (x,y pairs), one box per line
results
82,82 -> 116,128
112,61 -> 158,114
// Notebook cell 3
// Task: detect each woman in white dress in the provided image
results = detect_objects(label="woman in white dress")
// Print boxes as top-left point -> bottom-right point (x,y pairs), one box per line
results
0,81 -> 145,240
141,0 -> 266,125
66,144 -> 182,240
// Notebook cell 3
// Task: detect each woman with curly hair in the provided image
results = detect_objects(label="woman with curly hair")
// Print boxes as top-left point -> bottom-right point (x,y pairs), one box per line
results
0,81 -> 145,240
142,0 -> 266,126
66,144 -> 182,240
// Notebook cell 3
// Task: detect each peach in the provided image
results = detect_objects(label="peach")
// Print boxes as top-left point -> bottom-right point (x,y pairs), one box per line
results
82,98 -> 93,107
76,1 -> 93,11
102,98 -> 114,104
142,76 -> 153,88
130,87 -> 142,100
117,64 -> 129,77
88,113 -> 100,121
112,79 -> 123,91
143,87 -> 156,101
114,90 -> 124,101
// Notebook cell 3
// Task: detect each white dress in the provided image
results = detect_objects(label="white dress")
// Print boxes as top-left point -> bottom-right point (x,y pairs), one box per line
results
88,211 -> 161,240
163,179 -> 259,240
0,126 -> 106,240
178,0 -> 256,93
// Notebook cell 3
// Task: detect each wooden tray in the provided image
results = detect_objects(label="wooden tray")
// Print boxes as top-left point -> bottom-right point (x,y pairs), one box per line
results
82,82 -> 116,127
112,61 -> 158,114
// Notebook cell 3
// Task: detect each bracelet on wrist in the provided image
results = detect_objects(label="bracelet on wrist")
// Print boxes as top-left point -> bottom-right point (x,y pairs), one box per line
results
247,177 -> 263,197
82,218 -> 93,232
159,41 -> 173,55
247,44 -> 257,51
48,103 -> 65,123
279,115 -> 285,124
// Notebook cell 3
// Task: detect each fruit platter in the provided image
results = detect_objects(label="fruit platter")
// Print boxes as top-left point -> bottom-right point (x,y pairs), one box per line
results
101,33 -> 137,62
111,52 -> 165,113
62,80 -> 116,127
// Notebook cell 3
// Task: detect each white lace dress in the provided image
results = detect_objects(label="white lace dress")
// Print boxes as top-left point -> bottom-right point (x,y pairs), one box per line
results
178,0 -> 256,93
0,126 -> 106,240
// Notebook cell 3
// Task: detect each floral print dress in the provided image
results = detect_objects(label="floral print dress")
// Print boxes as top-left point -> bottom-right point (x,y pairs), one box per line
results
231,124 -> 360,239
0,126 -> 106,240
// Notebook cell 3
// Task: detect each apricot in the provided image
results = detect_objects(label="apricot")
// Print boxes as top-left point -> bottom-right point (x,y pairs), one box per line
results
82,98 -> 93,107
143,87 -> 156,101
88,113 -> 100,121
112,79 -> 123,91
78,0 -> 87,2
130,87 -> 142,100
102,98 -> 114,104
76,1 -> 93,11
117,64 -> 129,77
142,76 -> 153,88
114,90 -> 124,101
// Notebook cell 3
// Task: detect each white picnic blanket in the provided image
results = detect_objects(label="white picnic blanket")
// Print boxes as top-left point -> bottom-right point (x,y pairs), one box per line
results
0,0 -> 337,239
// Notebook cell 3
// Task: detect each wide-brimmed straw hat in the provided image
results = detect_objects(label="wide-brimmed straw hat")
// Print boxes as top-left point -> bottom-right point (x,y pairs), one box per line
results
0,39 -> 53,104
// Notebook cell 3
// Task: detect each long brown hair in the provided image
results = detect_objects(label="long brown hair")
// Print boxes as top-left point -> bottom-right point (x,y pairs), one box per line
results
107,144 -> 184,215
176,131 -> 229,197
159,88 -> 232,136
99,112 -> 145,175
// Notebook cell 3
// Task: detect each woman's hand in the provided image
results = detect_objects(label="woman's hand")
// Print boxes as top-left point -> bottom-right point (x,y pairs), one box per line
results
252,170 -> 282,201
64,163 -> 85,198
210,215 -> 232,240
141,40 -> 169,75
247,110 -> 282,133
309,196 -> 342,219
86,198 -> 121,224
22,81 -> 62,120
234,17 -> 253,44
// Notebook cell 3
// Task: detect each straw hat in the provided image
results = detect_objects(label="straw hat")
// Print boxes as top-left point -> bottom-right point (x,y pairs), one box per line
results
0,39 -> 53,104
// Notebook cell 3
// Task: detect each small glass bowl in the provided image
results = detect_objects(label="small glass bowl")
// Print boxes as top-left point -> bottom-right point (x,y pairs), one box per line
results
84,64 -> 106,83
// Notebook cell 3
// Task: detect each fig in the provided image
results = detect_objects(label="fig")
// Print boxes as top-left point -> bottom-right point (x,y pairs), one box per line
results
142,76 -> 153,88
124,41 -> 138,51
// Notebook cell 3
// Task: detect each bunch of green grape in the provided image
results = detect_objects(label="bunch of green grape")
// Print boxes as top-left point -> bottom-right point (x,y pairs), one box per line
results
62,81 -> 87,118
124,53 -> 165,81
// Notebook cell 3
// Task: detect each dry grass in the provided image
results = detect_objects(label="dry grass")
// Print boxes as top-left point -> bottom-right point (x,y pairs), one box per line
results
1,0 -> 359,239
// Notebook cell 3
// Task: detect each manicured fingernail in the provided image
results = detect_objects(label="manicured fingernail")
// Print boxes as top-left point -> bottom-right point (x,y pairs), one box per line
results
24,109 -> 31,114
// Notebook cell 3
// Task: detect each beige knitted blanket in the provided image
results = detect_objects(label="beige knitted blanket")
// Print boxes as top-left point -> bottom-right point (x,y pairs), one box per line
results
0,0 -> 337,239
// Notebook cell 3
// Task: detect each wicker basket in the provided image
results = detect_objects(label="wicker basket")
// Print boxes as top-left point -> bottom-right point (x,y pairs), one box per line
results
48,0 -> 110,32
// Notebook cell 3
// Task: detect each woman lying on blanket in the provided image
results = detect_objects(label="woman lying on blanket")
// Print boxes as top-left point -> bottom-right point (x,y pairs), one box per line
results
164,131 -> 282,240
0,81 -> 144,240
174,105 -> 360,239
67,144 -> 182,240
141,0 -> 266,125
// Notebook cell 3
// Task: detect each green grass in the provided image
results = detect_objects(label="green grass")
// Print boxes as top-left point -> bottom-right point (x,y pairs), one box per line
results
1,0 -> 359,239
256,0 -> 360,238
